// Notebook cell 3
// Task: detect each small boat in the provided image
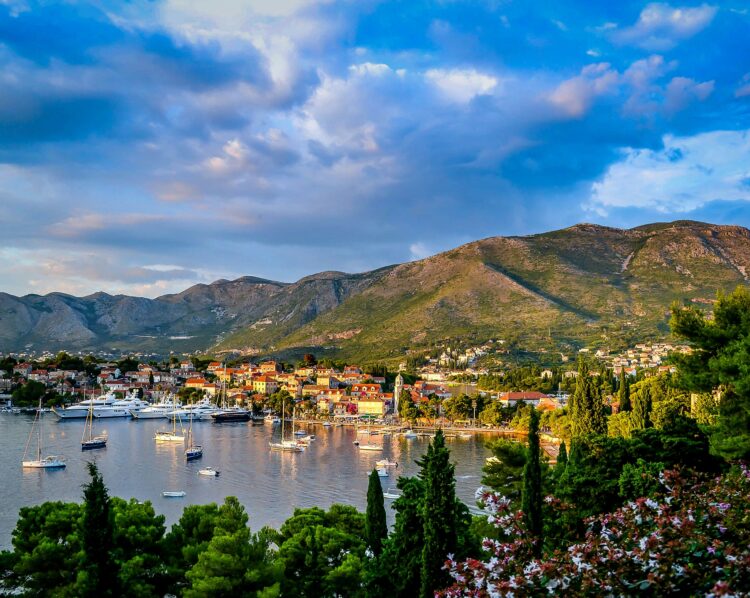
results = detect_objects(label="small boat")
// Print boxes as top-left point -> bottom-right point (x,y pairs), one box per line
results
81,399 -> 107,451
383,488 -> 401,499
358,443 -> 383,451
403,429 -> 417,439
155,411 -> 186,442
162,491 -> 186,498
296,435 -> 315,445
377,467 -> 389,478
186,446 -> 203,460
23,455 -> 66,469
322,421 -> 332,428
458,433 -> 472,439
353,439 -> 360,446
294,429 -> 307,436
269,396 -> 303,452
376,458 -> 398,468
198,467 -> 220,477
185,402 -> 203,461
23,398 -> 66,469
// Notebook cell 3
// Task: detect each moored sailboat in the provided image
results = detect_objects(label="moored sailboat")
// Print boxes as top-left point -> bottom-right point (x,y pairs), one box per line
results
269,397 -> 303,452
155,411 -> 185,442
23,399 -> 66,469
81,400 -> 107,451
184,401 -> 203,461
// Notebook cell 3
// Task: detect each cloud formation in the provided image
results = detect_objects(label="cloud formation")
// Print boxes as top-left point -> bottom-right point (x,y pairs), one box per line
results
0,1 -> 748,297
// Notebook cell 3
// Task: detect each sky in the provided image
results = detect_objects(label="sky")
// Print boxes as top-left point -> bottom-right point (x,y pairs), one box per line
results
1,0 -> 749,297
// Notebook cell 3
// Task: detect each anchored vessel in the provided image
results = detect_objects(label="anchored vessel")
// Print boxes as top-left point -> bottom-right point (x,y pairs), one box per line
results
23,399 -> 66,469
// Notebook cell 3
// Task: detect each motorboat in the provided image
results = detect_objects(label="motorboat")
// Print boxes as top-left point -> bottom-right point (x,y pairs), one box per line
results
131,397 -> 181,419
322,421 -> 332,428
383,488 -> 401,499
52,392 -> 118,419
171,399 -> 220,421
376,458 -> 398,468
162,491 -> 186,498
377,467 -> 389,478
198,467 -> 220,477
95,396 -> 150,418
403,429 -> 418,439
211,407 -> 251,423
358,443 -> 383,451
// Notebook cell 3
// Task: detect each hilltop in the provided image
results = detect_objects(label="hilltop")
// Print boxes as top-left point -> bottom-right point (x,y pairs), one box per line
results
1,221 -> 748,359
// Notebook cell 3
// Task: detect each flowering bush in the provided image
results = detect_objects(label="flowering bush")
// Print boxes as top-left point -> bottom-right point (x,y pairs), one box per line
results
443,466 -> 750,596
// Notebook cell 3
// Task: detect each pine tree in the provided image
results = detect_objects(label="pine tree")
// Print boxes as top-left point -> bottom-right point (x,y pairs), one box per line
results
631,386 -> 652,430
521,407 -> 543,556
365,469 -> 388,556
618,368 -> 631,412
78,462 -> 119,597
419,430 -> 458,598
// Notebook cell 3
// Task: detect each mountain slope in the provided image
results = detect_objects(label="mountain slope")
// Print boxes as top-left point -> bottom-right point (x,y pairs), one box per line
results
216,221 -> 750,360
2,221 -> 748,358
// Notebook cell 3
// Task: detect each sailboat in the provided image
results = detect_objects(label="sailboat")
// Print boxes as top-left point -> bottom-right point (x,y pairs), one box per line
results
269,396 -> 303,452
184,400 -> 203,460
155,410 -> 185,442
81,397 -> 107,451
358,416 -> 383,451
22,398 -> 66,468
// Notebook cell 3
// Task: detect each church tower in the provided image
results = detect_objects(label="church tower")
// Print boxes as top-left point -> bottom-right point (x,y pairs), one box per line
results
394,373 -> 404,415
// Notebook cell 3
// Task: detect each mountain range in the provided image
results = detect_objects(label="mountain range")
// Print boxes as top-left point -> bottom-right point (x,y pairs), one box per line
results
2,221 -> 748,361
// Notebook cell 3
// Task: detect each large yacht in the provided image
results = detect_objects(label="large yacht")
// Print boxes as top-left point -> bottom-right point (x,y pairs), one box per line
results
95,395 -> 150,418
171,398 -> 220,421
131,396 -> 182,419
52,392 -> 118,419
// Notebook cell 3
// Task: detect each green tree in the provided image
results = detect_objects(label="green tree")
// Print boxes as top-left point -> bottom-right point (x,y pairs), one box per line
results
11,380 -> 47,407
555,441 -> 568,475
164,503 -> 221,591
275,505 -> 366,598
419,430 -> 462,597
608,411 -> 634,439
670,286 -> 750,459
110,498 -> 167,597
0,501 -> 83,596
375,477 -> 425,597
618,368 -> 631,412
481,439 -> 526,504
185,497 -> 280,597
78,462 -> 119,597
365,470 -> 387,556
521,407 -> 543,556
631,385 -> 652,431
569,359 -> 606,438
398,390 -> 418,422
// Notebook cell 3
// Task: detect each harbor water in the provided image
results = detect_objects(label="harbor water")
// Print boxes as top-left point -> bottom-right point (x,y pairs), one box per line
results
0,413 -> 492,548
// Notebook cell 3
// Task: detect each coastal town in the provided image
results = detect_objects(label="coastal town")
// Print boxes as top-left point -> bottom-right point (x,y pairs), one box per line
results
0,340 -> 689,425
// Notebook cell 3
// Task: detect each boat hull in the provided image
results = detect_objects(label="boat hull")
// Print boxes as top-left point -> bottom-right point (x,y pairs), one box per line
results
81,439 -> 107,451
212,412 -> 251,422
22,459 -> 66,468
155,433 -> 185,442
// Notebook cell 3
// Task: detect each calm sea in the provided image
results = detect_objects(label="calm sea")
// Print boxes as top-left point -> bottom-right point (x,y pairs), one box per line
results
0,413 -> 492,549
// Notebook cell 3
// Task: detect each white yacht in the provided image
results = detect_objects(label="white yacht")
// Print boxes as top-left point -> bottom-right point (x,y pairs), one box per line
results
171,398 -> 220,421
95,394 -> 150,418
131,397 -> 182,419
52,393 -> 118,419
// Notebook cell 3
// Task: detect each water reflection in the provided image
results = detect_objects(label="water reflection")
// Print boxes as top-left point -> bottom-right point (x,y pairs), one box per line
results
0,415 -> 492,548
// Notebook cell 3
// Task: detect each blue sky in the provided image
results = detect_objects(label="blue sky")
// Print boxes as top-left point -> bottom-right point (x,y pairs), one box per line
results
1,0 -> 749,297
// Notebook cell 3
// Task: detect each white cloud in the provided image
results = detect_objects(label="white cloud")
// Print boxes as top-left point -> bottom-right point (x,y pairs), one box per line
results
612,3 -> 718,51
548,62 -> 618,117
409,242 -> 432,260
589,129 -> 750,213
425,68 -> 498,104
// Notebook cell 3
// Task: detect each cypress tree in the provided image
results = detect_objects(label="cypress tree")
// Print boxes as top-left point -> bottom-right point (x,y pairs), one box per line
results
418,430 -> 458,598
570,358 -> 607,438
632,386 -> 652,430
78,462 -> 119,597
618,368 -> 631,412
365,469 -> 388,556
521,407 -> 543,556
555,441 -> 568,475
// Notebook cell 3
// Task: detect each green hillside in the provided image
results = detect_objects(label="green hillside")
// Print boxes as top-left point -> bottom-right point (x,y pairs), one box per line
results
216,221 -> 750,360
